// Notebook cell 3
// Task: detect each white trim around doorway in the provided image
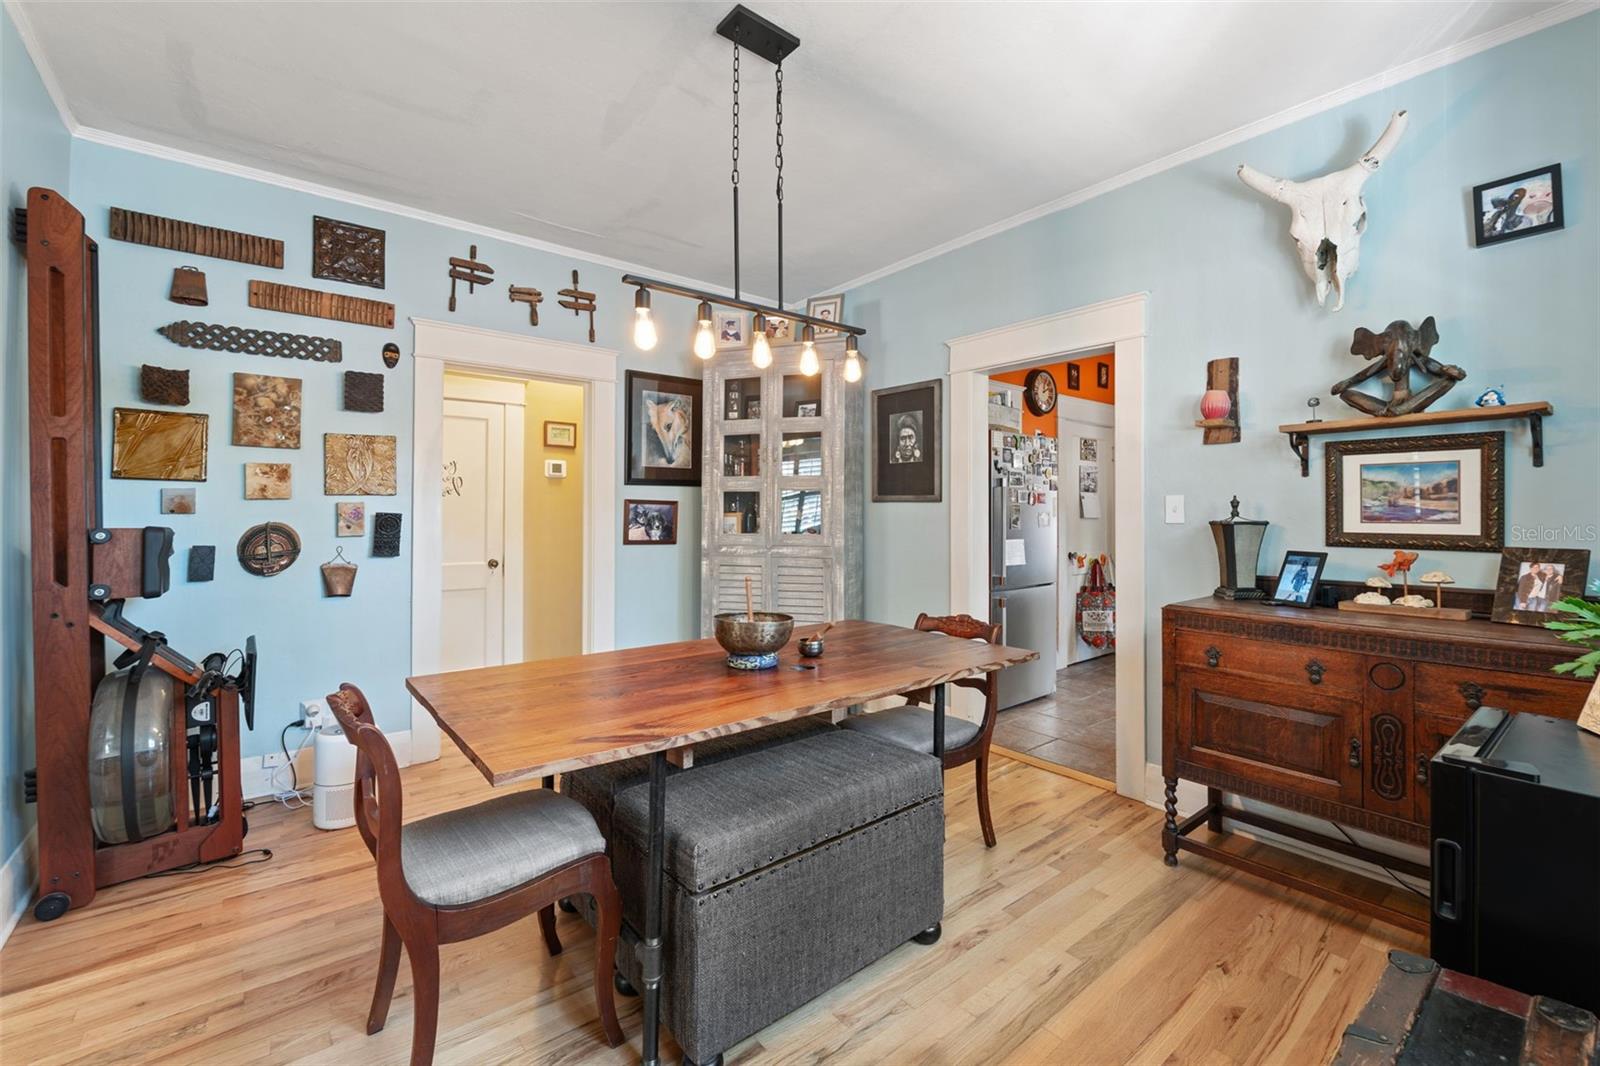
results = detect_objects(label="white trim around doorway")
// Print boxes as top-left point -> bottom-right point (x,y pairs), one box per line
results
410,318 -> 618,762
946,293 -> 1148,799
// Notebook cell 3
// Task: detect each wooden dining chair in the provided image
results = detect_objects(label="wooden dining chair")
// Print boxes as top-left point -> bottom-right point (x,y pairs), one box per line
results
325,683 -> 625,1066
838,613 -> 1004,847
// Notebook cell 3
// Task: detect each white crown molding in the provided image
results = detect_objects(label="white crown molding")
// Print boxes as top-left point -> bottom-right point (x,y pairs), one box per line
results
822,0 -> 1600,297
4,0 -> 76,134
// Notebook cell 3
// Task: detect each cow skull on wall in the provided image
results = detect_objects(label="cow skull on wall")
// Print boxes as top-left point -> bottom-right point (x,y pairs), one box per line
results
1237,109 -> 1409,311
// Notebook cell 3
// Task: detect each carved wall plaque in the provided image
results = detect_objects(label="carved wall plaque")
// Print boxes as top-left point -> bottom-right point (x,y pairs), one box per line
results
248,279 -> 395,329
324,433 -> 397,495
237,522 -> 301,577
344,371 -> 384,413
311,215 -> 385,289
188,545 -> 216,582
232,372 -> 302,448
244,462 -> 292,500
109,207 -> 283,268
110,408 -> 208,481
158,320 -> 342,363
140,364 -> 190,406
372,512 -> 403,557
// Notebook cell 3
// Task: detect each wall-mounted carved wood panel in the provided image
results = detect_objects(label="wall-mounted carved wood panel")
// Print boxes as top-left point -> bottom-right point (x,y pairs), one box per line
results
139,364 -> 190,406
232,372 -> 302,448
248,280 -> 395,329
311,215 -> 385,289
343,371 -> 384,413
323,433 -> 397,495
110,408 -> 209,481
157,320 -> 342,363
109,207 -> 283,268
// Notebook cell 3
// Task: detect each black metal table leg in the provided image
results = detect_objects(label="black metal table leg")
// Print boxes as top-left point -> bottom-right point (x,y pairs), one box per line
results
639,750 -> 668,1066
933,683 -> 946,758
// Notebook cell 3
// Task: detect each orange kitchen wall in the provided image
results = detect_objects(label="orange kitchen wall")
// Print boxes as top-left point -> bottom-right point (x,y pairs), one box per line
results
992,352 -> 1113,436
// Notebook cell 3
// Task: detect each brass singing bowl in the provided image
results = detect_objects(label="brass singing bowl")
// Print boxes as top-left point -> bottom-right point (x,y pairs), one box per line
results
714,612 -> 795,655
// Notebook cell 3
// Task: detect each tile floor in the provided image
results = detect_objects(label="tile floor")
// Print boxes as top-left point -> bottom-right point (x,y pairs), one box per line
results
993,654 -> 1117,781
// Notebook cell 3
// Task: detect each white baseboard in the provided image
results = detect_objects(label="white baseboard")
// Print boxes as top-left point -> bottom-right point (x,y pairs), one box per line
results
1,826 -> 40,949
241,729 -> 411,801
1143,763 -> 1428,892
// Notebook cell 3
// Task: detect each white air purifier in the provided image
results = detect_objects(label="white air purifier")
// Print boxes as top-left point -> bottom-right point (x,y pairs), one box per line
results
313,726 -> 358,830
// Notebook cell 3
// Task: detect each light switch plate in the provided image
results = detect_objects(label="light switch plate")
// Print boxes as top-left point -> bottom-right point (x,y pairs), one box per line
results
1164,495 -> 1185,524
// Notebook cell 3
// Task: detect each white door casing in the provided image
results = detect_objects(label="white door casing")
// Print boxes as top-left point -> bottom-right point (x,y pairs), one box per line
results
410,319 -> 618,763
947,293 -> 1148,799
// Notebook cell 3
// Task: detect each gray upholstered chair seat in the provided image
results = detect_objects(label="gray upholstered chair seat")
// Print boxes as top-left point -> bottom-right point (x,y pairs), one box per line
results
401,789 -> 605,907
838,704 -> 981,755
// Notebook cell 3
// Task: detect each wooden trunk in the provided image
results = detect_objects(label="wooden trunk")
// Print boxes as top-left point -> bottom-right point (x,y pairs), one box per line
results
1161,598 -> 1590,930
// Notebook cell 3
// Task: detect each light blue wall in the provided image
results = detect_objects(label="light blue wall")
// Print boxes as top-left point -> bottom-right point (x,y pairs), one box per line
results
844,15 -> 1600,761
61,144 -> 706,757
2,7 -> 72,862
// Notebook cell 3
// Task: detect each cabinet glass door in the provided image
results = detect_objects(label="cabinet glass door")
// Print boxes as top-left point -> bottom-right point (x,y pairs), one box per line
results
724,434 -> 761,477
779,432 -> 822,477
781,374 -> 822,419
722,490 -> 761,535
722,376 -> 763,421
778,488 -> 822,536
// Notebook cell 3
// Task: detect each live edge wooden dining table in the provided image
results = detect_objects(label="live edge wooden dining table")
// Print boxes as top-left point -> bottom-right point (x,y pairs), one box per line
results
406,618 -> 1036,1065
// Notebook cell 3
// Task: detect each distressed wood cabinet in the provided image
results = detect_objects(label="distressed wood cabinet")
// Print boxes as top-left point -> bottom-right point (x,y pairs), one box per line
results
1160,598 -> 1590,932
699,338 -> 863,633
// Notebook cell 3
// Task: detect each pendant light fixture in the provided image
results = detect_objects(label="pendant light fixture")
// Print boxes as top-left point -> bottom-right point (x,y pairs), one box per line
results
620,4 -> 866,382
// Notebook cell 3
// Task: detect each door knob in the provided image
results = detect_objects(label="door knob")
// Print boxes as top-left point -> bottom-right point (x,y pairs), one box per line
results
487,559 -> 500,570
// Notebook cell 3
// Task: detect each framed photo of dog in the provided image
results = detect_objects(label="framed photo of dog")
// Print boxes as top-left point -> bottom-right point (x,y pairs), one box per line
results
625,370 -> 702,487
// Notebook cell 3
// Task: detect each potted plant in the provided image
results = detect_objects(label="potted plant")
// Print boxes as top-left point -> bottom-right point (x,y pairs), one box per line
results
1546,596 -> 1600,678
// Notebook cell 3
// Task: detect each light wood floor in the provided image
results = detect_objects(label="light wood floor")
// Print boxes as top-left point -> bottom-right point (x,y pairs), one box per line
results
0,749 -> 1425,1065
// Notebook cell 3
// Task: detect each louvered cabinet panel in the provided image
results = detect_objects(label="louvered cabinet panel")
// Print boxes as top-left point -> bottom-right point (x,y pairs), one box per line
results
711,559 -> 767,616
772,557 -> 830,624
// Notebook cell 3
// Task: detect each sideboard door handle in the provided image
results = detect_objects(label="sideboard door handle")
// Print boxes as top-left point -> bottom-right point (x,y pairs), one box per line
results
1305,659 -> 1325,685
1416,753 -> 1429,785
1459,681 -> 1485,711
1204,646 -> 1221,668
1348,738 -> 1362,769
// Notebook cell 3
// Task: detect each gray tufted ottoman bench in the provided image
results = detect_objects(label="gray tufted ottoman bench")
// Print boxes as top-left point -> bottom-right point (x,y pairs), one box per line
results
571,727 -> 944,1066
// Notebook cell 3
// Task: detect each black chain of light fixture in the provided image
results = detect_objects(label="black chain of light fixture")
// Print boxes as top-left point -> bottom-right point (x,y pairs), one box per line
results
731,35 -> 741,299
774,61 -> 785,307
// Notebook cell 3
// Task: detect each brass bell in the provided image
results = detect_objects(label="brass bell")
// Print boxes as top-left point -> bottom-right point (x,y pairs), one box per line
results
169,265 -> 208,306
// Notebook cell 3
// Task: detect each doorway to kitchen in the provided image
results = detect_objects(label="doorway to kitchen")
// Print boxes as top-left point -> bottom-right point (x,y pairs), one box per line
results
986,352 -> 1117,786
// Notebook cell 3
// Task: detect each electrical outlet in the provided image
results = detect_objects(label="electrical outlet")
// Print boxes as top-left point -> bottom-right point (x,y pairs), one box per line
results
300,698 -> 329,729
260,752 -> 285,769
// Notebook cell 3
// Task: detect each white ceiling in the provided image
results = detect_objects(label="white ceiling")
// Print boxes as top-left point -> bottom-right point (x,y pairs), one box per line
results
13,1 -> 1583,299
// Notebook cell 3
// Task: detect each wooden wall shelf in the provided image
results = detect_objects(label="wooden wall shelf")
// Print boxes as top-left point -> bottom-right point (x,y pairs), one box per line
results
1278,401 -> 1552,476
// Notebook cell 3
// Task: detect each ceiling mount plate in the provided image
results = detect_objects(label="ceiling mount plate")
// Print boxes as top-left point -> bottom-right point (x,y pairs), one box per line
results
716,4 -> 800,65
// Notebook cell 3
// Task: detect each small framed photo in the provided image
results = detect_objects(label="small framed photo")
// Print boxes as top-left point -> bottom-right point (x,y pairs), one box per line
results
715,311 -> 747,349
805,293 -> 844,333
624,499 -> 678,544
746,399 -> 761,419
721,512 -> 741,535
1326,432 -> 1504,552
1491,548 -> 1589,626
872,379 -> 941,502
763,315 -> 793,343
796,401 -> 819,418
160,487 -> 196,515
544,420 -> 577,449
1096,361 -> 1110,389
1268,550 -> 1328,607
1066,364 -> 1081,391
1473,164 -> 1563,247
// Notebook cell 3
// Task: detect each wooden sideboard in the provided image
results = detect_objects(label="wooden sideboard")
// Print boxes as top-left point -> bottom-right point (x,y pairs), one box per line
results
1161,597 -> 1590,932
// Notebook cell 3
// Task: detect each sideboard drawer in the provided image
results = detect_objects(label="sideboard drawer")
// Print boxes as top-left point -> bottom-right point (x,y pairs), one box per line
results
1174,629 -> 1363,698
1414,663 -> 1586,720
1174,670 -> 1363,806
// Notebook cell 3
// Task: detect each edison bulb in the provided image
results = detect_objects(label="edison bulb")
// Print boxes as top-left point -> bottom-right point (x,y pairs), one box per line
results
752,328 -> 773,369
693,321 -> 715,359
633,307 -> 657,351
843,353 -> 862,383
799,342 -> 819,376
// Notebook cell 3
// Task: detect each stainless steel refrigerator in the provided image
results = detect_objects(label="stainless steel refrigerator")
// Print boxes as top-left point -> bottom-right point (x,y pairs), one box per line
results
989,432 -> 1058,710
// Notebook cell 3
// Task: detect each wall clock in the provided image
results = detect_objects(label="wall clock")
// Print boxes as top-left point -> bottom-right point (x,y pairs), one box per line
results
1024,369 -> 1058,416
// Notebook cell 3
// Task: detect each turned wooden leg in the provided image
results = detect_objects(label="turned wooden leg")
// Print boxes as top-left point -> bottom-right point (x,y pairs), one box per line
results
367,915 -> 403,1035
975,755 -> 997,848
405,936 -> 441,1066
1206,787 -> 1224,834
1162,776 -> 1180,867
538,903 -> 562,957
591,868 -> 626,1048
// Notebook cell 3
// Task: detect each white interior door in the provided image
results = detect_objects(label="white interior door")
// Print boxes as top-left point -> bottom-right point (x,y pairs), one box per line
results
441,397 -> 507,671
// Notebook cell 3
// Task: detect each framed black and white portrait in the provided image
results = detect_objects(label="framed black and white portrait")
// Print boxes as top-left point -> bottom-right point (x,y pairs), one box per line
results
625,370 -> 702,487
872,379 -> 941,502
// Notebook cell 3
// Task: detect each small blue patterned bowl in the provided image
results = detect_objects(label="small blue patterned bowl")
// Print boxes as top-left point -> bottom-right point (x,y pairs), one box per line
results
726,651 -> 780,671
